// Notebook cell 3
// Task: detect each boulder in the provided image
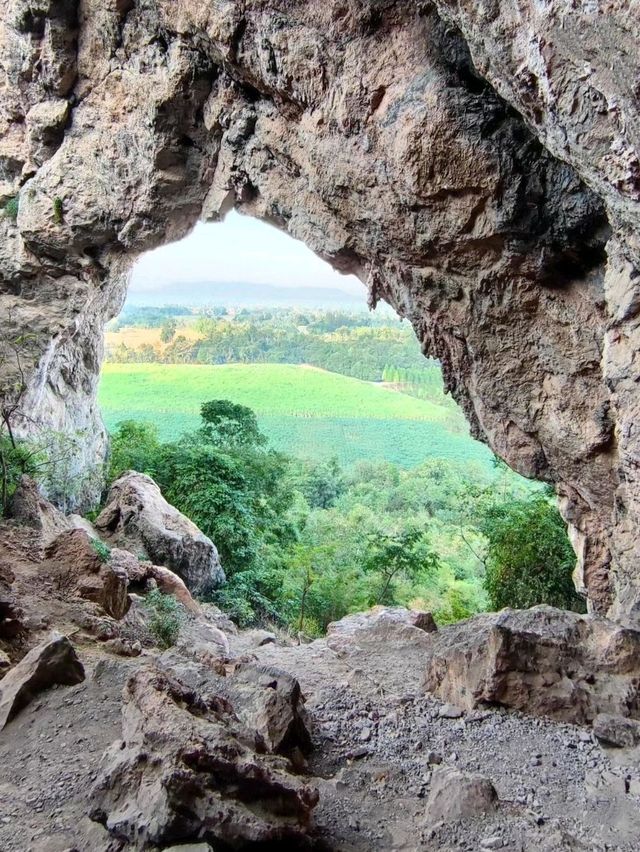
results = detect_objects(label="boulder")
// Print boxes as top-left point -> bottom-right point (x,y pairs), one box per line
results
95,472 -> 224,594
9,476 -> 70,547
593,714 -> 640,748
90,667 -> 318,848
327,606 -> 436,656
423,607 -> 640,724
225,663 -> 312,755
424,767 -> 497,823
0,632 -> 85,730
46,529 -> 130,620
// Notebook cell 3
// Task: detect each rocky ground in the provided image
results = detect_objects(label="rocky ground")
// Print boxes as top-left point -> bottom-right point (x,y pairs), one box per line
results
2,477 -> 640,851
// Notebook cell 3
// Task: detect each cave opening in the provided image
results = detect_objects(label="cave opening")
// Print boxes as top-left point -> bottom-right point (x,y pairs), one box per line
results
92,208 -> 572,636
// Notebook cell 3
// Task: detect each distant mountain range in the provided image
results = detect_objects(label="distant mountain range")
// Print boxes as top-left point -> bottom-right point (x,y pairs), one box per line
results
126,281 -> 367,308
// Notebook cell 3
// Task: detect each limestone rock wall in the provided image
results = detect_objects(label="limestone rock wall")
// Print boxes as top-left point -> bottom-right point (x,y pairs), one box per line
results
0,1 -> 638,622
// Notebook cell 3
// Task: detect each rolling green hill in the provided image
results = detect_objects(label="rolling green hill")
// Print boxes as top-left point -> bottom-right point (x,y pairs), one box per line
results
98,363 -> 495,468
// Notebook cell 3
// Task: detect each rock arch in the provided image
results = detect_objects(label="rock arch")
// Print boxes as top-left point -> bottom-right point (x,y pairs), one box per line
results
1,1 -> 639,623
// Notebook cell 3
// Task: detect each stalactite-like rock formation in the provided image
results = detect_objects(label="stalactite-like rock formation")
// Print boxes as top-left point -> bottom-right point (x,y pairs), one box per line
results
0,1 -> 639,622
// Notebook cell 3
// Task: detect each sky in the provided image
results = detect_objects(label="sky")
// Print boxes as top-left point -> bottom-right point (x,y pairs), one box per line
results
129,210 -> 364,297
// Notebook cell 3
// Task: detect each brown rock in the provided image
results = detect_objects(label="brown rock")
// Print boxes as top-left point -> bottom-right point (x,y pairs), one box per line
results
0,560 -> 23,640
95,472 -> 224,594
46,529 -> 130,620
423,607 -> 640,724
90,667 -> 318,848
424,767 -> 497,823
0,632 -> 84,730
9,476 -> 70,547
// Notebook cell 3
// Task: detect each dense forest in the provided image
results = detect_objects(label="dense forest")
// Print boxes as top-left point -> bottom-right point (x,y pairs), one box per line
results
106,306 -> 437,384
107,403 -> 584,636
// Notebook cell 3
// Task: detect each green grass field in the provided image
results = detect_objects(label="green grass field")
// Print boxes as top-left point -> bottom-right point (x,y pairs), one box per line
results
98,363 -> 495,468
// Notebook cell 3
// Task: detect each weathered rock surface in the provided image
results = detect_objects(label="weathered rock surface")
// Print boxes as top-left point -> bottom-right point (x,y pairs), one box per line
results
0,559 -> 23,639
95,472 -> 224,594
423,606 -> 640,724
0,0 -> 638,621
9,476 -> 70,547
0,632 -> 84,731
593,713 -> 640,749
225,662 -> 313,755
90,666 -> 318,848
424,767 -> 497,824
327,606 -> 437,656
45,528 -> 130,620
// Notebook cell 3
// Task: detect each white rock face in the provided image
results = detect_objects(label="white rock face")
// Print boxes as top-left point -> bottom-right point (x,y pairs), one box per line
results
0,1 -> 639,622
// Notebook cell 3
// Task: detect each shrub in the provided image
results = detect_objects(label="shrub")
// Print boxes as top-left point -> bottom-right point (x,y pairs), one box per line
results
90,538 -> 111,563
145,588 -> 183,648
3,196 -> 18,221
53,197 -> 63,224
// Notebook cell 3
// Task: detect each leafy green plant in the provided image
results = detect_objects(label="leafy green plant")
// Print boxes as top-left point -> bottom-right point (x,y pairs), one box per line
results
52,197 -> 63,224
3,196 -> 19,221
145,588 -> 183,648
90,538 -> 111,563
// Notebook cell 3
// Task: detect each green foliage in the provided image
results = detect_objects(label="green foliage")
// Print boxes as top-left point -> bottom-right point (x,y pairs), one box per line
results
159,318 -> 177,343
199,399 -> 266,448
90,538 -> 111,563
145,588 -> 183,648
3,196 -> 19,221
52,197 -> 63,224
482,496 -> 585,612
107,420 -> 161,481
364,526 -> 440,605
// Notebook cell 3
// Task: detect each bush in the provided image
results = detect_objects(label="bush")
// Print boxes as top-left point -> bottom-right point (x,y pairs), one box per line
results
90,538 -> 111,563
482,495 -> 585,612
3,196 -> 18,221
145,588 -> 183,648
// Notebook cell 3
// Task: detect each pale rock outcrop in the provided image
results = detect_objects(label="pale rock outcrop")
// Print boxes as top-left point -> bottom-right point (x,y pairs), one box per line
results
0,632 -> 84,731
422,606 -> 640,725
0,1 -> 639,622
0,649 -> 10,676
90,667 -> 319,848
95,472 -> 224,595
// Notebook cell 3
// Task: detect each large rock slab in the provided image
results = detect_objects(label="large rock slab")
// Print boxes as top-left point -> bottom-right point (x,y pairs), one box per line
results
90,667 -> 318,848
95,472 -> 224,595
423,607 -> 640,724
0,633 -> 84,731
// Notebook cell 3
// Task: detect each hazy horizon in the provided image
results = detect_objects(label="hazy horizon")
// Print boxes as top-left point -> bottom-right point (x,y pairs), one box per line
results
129,211 -> 365,300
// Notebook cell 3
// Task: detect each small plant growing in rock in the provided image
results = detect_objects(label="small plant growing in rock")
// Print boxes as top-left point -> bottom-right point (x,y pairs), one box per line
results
90,538 -> 111,563
145,588 -> 183,649
52,197 -> 63,224
3,196 -> 19,221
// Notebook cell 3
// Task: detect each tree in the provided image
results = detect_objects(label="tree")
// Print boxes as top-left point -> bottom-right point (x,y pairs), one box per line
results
364,526 -> 440,605
108,420 -> 161,482
199,400 -> 266,448
481,495 -> 585,611
159,319 -> 178,343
